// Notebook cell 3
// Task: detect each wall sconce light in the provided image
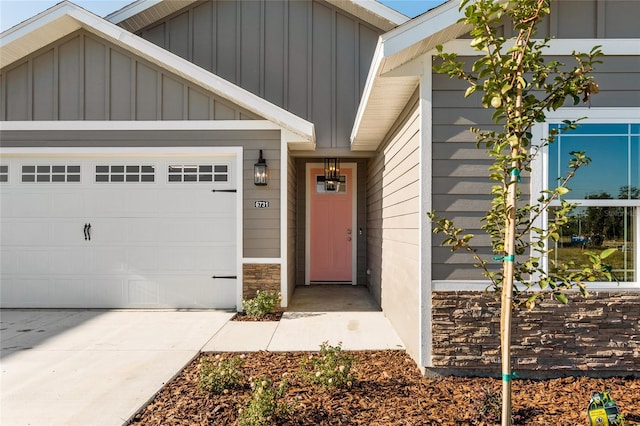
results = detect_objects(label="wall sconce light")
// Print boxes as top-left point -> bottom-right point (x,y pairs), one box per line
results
254,149 -> 267,186
324,157 -> 339,191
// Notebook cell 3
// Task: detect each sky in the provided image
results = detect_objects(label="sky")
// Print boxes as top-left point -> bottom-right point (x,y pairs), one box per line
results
0,0 -> 449,33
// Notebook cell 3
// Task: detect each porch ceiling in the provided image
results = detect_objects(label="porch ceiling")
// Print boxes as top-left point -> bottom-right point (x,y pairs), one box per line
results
351,0 -> 470,151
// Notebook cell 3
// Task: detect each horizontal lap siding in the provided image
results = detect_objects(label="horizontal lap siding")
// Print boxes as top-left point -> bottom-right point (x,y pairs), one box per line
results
0,31 -> 257,121
431,52 -> 640,281
136,0 -> 381,149
287,150 -> 297,296
0,129 -> 282,258
367,91 -> 420,361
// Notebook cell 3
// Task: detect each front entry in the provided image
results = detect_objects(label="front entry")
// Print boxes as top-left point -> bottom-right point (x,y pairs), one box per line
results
306,163 -> 356,284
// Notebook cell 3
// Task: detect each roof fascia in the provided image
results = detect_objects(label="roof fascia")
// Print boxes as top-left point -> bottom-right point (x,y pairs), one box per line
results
0,2 -> 315,145
105,0 -> 164,24
380,0 -> 462,57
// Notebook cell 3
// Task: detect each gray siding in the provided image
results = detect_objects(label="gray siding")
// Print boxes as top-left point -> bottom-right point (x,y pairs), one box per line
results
287,150 -> 297,301
0,129 -> 281,258
480,0 -> 640,39
0,31 -> 258,121
136,0 -> 382,150
367,91 -> 421,361
431,54 -> 640,280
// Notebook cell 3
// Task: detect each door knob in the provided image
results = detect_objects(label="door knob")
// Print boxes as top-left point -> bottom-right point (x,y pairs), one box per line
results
347,228 -> 352,234
347,237 -> 352,241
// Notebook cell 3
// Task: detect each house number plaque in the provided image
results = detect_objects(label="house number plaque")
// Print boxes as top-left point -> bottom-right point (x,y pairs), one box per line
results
254,200 -> 270,208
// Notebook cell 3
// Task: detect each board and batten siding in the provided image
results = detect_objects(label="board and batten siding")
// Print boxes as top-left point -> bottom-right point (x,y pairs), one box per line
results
0,129 -> 282,258
367,90 -> 420,361
135,0 -> 381,150
0,31 -> 258,121
431,54 -> 640,281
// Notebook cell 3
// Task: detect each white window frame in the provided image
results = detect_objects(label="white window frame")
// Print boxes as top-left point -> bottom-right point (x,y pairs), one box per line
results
531,107 -> 640,290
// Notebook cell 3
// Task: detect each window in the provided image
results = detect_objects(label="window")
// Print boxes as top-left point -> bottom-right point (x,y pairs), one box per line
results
315,175 -> 347,193
543,117 -> 639,285
22,165 -> 81,183
0,165 -> 8,183
167,164 -> 228,183
95,165 -> 155,183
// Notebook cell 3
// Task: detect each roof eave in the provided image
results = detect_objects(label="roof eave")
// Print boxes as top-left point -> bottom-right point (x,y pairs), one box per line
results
1,2 -> 315,146
351,0 -> 470,150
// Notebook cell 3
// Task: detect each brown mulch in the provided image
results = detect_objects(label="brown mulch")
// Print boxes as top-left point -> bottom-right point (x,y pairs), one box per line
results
232,312 -> 284,322
129,350 -> 640,425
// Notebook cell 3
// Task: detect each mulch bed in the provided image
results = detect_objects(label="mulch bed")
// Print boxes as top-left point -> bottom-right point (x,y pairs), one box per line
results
232,312 -> 284,322
129,350 -> 640,425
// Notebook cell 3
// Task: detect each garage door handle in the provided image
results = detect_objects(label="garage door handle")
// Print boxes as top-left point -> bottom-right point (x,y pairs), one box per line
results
84,223 -> 91,241
212,275 -> 237,279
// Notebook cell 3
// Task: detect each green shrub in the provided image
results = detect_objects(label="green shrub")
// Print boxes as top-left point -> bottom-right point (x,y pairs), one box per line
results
469,386 -> 501,424
237,377 -> 293,426
242,290 -> 281,317
197,354 -> 244,394
299,341 -> 355,390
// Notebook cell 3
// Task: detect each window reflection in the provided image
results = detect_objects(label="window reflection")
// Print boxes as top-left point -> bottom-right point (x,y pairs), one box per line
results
551,206 -> 635,282
548,123 -> 639,200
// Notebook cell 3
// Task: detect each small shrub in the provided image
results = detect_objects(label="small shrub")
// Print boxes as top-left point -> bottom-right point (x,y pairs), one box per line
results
197,354 -> 244,394
242,290 -> 281,317
237,377 -> 293,426
469,386 -> 501,424
299,341 -> 355,390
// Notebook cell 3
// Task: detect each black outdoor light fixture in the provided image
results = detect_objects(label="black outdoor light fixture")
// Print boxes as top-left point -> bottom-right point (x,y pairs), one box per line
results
254,149 -> 267,186
324,157 -> 339,191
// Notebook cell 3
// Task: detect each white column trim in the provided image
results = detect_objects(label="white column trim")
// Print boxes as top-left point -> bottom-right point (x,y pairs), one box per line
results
419,54 -> 434,369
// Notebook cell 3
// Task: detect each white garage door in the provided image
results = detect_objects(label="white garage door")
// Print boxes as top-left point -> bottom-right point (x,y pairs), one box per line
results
0,151 -> 240,309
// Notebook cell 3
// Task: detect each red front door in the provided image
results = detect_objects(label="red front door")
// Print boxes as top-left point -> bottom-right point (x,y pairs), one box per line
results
309,166 -> 353,282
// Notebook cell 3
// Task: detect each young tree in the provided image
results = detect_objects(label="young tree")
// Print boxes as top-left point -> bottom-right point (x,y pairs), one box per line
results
430,0 -> 615,424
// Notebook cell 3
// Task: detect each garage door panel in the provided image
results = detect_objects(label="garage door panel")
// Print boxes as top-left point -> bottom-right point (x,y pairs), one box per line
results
128,280 -> 160,305
52,192 -> 86,217
1,153 -> 239,309
196,219 -> 236,243
1,221 -> 50,245
18,250 -> 52,274
51,249 -> 92,274
48,279 -> 91,307
7,192 -> 53,218
126,247 -> 158,271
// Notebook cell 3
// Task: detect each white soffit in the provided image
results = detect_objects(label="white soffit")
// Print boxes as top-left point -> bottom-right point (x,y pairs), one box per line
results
351,0 -> 470,150
0,1 -> 315,147
326,0 -> 408,31
106,0 -> 196,32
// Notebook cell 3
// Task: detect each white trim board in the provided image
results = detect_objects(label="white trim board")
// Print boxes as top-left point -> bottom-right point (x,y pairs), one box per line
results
0,120 -> 282,132
304,162 -> 358,286
442,38 -> 640,56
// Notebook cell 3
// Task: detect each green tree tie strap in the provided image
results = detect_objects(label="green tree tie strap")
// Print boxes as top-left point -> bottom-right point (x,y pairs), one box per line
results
510,168 -> 521,183
493,255 -> 515,262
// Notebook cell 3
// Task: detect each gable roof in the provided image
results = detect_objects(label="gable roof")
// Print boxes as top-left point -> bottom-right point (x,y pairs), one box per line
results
351,0 -> 468,150
0,1 -> 315,148
107,0 -> 409,33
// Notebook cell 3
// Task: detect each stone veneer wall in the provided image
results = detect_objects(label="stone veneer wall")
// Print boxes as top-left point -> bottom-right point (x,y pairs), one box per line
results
431,291 -> 640,378
243,263 -> 281,300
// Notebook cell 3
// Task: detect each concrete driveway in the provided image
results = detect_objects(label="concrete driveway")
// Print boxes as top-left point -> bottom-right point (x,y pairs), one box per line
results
0,309 -> 233,425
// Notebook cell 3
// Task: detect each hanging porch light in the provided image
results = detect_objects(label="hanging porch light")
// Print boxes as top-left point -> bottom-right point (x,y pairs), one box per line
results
324,157 -> 339,191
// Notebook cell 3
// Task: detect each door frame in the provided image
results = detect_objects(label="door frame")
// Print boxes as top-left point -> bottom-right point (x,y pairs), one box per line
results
305,162 -> 357,285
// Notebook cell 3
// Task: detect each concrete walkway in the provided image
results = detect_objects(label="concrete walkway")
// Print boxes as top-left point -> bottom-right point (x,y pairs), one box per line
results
1,310 -> 233,426
0,286 -> 403,425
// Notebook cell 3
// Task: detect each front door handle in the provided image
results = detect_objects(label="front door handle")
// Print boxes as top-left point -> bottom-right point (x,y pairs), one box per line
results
347,228 -> 352,234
